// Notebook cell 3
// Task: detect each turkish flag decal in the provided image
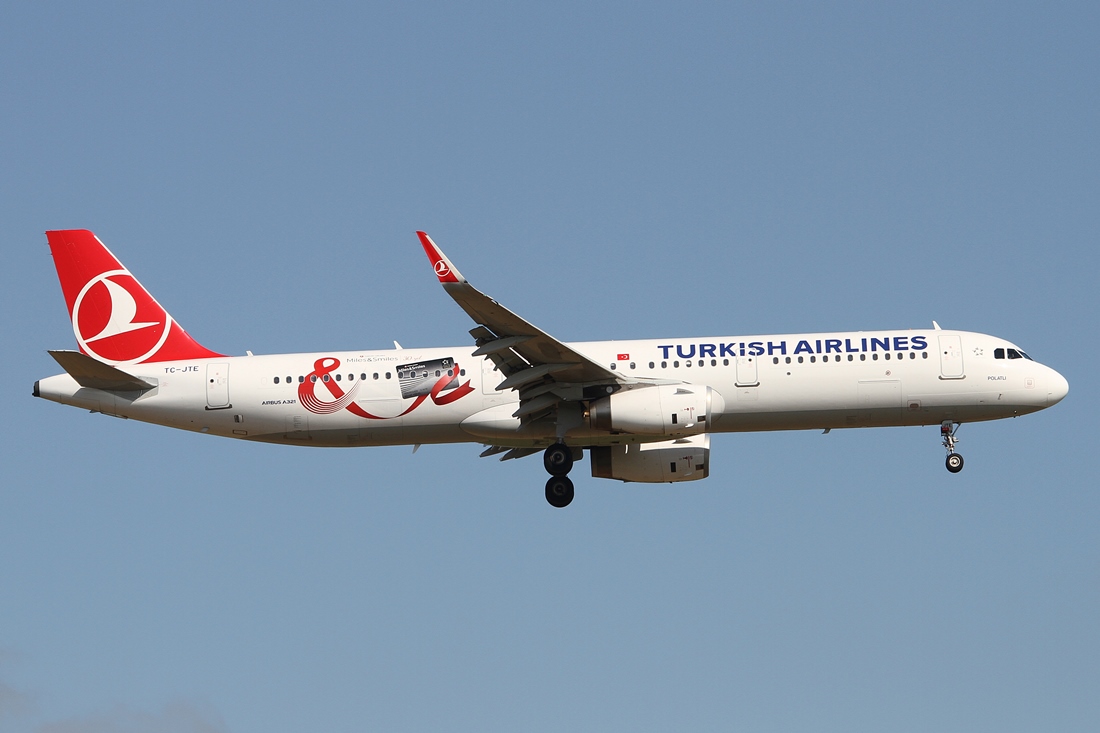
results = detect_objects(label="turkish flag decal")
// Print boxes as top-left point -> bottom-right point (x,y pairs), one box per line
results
617,353 -> 630,361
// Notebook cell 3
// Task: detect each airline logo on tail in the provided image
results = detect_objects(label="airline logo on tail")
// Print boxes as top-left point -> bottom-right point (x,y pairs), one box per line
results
72,269 -> 172,364
46,230 -> 223,365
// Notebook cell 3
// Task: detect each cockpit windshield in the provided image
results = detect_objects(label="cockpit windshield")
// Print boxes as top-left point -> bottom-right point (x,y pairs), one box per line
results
994,347 -> 1033,361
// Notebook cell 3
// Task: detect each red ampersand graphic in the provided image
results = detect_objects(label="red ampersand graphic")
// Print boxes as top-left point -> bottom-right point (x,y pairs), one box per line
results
298,357 -> 474,419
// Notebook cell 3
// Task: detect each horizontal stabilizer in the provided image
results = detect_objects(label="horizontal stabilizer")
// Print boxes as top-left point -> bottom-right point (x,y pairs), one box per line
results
48,350 -> 155,392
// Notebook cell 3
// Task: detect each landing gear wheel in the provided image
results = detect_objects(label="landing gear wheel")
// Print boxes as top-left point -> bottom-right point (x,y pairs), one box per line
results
545,476 -> 575,508
940,421 -> 963,473
543,443 -> 574,477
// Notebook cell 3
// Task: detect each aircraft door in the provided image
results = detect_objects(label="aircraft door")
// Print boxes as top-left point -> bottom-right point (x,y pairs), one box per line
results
482,357 -> 503,395
938,335 -> 965,379
206,363 -> 230,408
735,354 -> 759,387
285,414 -> 310,440
857,380 -> 902,423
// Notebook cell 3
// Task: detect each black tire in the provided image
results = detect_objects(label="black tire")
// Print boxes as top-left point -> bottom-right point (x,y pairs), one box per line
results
543,443 -> 574,476
946,453 -> 964,473
545,476 -> 575,508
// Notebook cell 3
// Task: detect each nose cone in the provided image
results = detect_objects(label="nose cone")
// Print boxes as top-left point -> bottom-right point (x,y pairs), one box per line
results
1046,368 -> 1069,406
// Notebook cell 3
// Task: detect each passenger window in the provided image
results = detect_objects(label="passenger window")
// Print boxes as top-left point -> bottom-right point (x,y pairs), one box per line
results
785,357 -> 791,364
311,375 -> 317,382
711,359 -> 716,366
909,352 -> 915,359
685,361 -> 691,368
723,359 -> 729,366
797,356 -> 804,364
810,356 -> 816,363
872,354 -> 878,361
610,363 -> 616,370
630,362 -> 636,370
847,355 -> 853,361
884,353 -> 891,361
335,374 -> 341,381
661,361 -> 667,368
374,373 -> 379,379
299,376 -> 305,383
773,357 -> 779,364
286,376 -> 292,384
860,354 -> 865,361
648,362 -> 655,369
674,361 -> 680,368
922,352 -> 928,359
274,376 -> 280,384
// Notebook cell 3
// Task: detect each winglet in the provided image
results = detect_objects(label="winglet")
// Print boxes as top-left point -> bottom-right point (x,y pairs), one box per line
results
416,231 -> 466,284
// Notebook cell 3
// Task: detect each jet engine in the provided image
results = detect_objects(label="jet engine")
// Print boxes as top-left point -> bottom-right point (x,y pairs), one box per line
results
590,434 -> 710,483
589,384 -> 724,437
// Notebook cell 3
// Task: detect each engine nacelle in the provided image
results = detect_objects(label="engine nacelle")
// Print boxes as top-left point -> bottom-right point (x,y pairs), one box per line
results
590,434 -> 710,483
589,384 -> 724,437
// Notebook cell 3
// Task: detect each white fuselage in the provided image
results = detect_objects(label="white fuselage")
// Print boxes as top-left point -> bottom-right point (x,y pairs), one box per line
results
35,328 -> 1068,449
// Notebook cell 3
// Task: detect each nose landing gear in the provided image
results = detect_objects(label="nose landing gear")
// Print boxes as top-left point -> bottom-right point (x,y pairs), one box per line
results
941,421 -> 964,473
543,443 -> 575,507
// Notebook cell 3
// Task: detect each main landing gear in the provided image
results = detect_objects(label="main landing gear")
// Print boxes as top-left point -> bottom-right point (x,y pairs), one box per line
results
544,442 -> 575,508
941,421 -> 964,473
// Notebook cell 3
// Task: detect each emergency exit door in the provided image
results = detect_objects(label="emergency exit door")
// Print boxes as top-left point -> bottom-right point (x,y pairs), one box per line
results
735,354 -> 759,387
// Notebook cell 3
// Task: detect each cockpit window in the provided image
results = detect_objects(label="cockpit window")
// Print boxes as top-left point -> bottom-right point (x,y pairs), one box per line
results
997,346 -> 1034,361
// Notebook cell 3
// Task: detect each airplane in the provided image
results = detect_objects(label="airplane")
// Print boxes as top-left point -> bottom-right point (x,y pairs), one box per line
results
34,229 -> 1069,507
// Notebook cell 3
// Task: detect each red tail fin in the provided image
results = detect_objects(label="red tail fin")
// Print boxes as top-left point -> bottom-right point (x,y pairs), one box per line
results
46,229 -> 222,365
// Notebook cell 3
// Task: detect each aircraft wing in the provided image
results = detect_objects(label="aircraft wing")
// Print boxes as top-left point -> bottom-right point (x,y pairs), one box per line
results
417,232 -> 624,420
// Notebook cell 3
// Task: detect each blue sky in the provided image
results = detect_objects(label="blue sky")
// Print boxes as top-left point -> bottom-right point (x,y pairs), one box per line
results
2,3 -> 1097,731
